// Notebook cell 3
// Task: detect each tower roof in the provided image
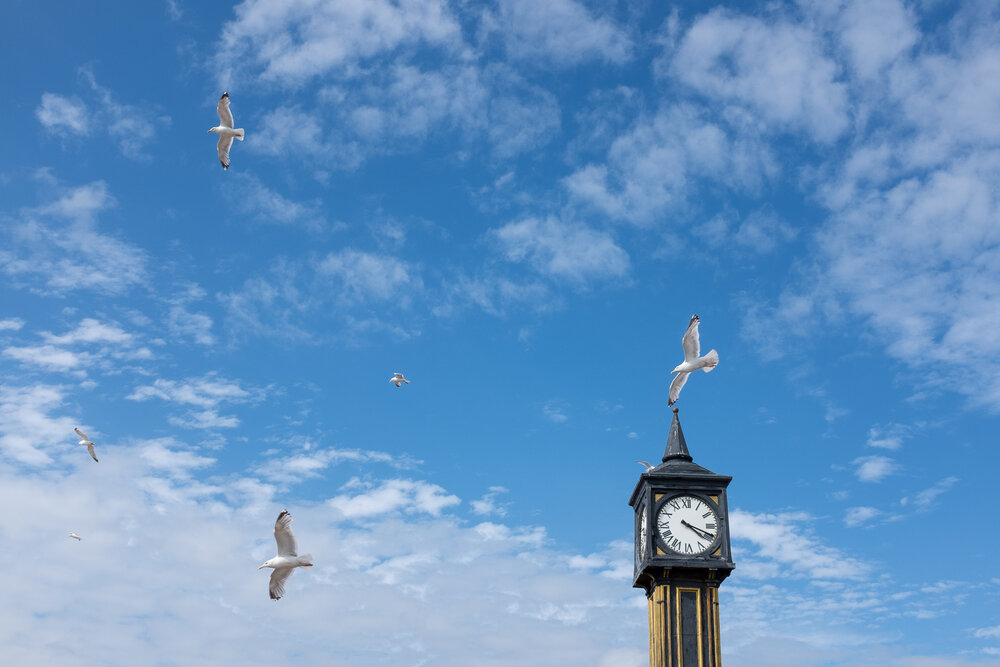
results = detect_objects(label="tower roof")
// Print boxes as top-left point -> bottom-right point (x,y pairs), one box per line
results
662,408 -> 691,463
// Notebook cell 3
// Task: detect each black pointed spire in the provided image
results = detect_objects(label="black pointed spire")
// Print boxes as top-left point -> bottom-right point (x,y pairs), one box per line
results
662,408 -> 692,463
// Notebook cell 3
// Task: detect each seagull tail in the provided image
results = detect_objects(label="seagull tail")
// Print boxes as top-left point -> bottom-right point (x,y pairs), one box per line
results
297,554 -> 313,567
235,128 -> 245,141
701,349 -> 719,372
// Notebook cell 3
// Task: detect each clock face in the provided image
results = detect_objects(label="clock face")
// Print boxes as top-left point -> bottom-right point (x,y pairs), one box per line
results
635,505 -> 647,567
656,494 -> 719,556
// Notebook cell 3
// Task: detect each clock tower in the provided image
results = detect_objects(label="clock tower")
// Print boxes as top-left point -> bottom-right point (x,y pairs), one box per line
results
629,408 -> 735,667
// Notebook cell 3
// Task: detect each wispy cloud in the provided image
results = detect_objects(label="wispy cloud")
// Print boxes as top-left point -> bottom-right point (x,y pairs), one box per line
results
36,93 -> 90,136
852,455 -> 898,483
0,180 -> 147,295
492,216 -> 630,284
329,478 -> 460,519
900,476 -> 959,510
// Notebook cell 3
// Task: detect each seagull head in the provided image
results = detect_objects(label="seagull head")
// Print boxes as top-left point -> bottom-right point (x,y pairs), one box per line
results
258,559 -> 273,570
207,127 -> 218,134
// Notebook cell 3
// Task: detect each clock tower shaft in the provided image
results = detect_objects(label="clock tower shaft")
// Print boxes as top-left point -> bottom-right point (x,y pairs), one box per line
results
630,410 -> 734,667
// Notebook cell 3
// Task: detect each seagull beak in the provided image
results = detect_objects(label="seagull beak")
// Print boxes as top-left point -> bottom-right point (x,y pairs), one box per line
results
258,564 -> 266,570
670,370 -> 678,374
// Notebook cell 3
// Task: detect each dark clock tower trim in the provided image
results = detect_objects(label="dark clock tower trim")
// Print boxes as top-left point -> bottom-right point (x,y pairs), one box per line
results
630,409 -> 734,667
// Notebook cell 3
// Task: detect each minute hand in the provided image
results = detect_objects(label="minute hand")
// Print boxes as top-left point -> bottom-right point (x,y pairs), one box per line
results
680,520 -> 715,540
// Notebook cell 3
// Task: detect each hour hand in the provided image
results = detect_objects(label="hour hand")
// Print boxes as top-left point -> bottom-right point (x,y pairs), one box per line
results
681,520 -> 715,540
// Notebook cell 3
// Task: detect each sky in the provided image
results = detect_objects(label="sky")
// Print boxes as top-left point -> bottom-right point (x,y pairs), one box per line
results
1,0 -> 999,664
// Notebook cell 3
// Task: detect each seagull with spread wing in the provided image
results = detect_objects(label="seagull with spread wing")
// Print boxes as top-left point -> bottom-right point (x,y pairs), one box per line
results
74,427 -> 99,462
258,510 -> 313,601
207,92 -> 245,169
389,372 -> 410,387
668,314 -> 719,406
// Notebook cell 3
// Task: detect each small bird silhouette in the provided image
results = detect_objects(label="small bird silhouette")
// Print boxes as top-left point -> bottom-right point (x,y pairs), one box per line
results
68,533 -> 82,541
74,428 -> 99,462
389,373 -> 410,387
637,460 -> 655,472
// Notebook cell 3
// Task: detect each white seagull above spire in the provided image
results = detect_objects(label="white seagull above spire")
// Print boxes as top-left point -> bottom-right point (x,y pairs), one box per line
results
668,314 -> 719,406
74,427 -> 99,462
389,372 -> 410,387
207,92 -> 245,169
258,510 -> 313,600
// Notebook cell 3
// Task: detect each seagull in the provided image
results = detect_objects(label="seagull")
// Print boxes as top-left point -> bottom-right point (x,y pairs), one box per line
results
68,533 -> 82,541
258,510 -> 313,601
207,92 -> 245,169
668,314 -> 719,406
389,372 -> 410,387
74,427 -> 99,462
637,460 -> 655,472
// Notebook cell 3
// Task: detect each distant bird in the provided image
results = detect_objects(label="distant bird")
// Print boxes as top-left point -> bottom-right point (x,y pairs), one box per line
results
207,92 -> 245,169
637,460 -> 655,472
258,510 -> 313,601
74,427 -> 99,462
389,372 -> 410,387
68,533 -> 82,541
668,315 -> 719,406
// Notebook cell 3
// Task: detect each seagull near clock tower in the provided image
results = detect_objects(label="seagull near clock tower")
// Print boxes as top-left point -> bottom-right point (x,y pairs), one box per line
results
630,408 -> 735,666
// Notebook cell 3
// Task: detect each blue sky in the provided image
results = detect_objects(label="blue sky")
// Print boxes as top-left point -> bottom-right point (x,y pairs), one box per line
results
2,0 -> 999,664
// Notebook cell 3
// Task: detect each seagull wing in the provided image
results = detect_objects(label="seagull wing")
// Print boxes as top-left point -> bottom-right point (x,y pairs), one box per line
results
668,371 -> 689,406
87,443 -> 98,462
217,93 -> 234,129
74,427 -> 89,440
637,460 -> 653,471
273,510 -> 298,556
218,135 -> 234,169
681,315 -> 701,362
269,567 -> 294,600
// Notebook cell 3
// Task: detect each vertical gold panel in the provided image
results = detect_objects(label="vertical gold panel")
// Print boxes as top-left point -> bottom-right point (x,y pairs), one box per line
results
648,596 -> 654,667
712,587 -> 722,666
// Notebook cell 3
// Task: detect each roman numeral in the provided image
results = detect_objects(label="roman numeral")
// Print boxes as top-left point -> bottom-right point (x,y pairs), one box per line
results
702,511 -> 712,518
669,501 -> 680,510
682,498 -> 692,508
697,541 -> 704,550
706,523 -> 716,530
684,544 -> 692,553
671,538 -> 680,549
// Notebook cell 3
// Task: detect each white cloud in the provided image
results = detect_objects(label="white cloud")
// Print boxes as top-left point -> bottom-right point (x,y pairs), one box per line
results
329,478 -> 460,519
128,374 -> 259,430
492,216 -> 629,283
37,71 -> 168,158
900,476 -> 959,509
0,318 -> 25,331
227,173 -> 324,230
318,249 -> 419,303
542,400 -> 569,423
866,423 -> 911,450
128,374 -> 253,408
730,509 -> 872,580
668,8 -> 849,142
852,455 -> 898,482
472,486 -> 510,517
0,181 -> 147,295
844,506 -> 880,527
139,438 -> 216,477
36,93 -> 90,136
565,104 -> 776,224
975,625 -> 1000,639
258,446 -> 412,484
43,318 -> 134,346
167,305 -> 215,346
215,0 -> 463,86
829,0 -> 919,80
3,344 -> 86,371
0,384 -> 77,466
484,0 -> 631,67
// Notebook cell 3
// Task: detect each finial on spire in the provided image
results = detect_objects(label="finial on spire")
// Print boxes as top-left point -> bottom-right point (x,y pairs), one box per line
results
662,407 -> 692,463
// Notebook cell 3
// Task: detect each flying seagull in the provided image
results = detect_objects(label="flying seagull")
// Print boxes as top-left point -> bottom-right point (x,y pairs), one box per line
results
207,92 -> 245,169
389,372 -> 410,387
258,510 -> 313,601
68,533 -> 82,541
74,427 -> 99,462
637,460 -> 655,472
668,314 -> 719,406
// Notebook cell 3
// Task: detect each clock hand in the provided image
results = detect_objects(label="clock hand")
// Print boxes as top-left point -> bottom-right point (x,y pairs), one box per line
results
680,520 -> 715,540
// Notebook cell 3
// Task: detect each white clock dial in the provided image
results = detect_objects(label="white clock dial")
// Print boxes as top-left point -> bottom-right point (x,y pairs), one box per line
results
656,495 -> 718,556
